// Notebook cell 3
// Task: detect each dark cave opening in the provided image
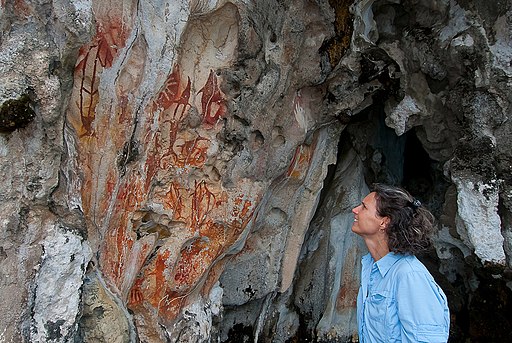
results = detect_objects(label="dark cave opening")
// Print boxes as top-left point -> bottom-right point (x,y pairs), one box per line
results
349,107 -> 448,217
402,128 -> 450,219
403,130 -> 433,196
225,323 -> 254,343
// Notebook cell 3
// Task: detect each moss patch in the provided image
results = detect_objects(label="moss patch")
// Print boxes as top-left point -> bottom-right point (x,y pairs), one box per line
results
320,0 -> 354,67
451,136 -> 496,181
0,94 -> 36,133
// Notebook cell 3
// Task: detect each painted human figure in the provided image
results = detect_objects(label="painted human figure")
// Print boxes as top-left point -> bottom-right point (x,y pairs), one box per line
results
352,184 -> 450,342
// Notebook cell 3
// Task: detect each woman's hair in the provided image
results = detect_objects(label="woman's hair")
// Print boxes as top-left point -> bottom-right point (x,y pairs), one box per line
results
371,183 -> 435,254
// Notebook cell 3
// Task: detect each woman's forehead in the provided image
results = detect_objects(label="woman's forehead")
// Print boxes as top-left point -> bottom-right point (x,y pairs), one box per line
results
363,192 -> 378,206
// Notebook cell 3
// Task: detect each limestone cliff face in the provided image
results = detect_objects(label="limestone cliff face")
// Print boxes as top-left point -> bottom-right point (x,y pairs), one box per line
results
0,0 -> 511,342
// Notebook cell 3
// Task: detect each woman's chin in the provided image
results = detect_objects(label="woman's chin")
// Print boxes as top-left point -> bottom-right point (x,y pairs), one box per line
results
351,223 -> 358,233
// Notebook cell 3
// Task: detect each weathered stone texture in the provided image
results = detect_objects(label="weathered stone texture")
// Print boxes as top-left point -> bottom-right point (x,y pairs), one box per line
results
1,0 -> 512,342
31,228 -> 92,342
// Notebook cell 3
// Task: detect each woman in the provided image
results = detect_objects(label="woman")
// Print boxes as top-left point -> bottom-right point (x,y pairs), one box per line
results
352,184 -> 449,342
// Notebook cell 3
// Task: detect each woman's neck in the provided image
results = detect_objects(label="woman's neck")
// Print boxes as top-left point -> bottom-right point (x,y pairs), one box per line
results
365,236 -> 390,261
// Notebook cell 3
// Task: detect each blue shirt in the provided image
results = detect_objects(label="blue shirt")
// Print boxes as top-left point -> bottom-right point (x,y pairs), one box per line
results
357,252 -> 450,342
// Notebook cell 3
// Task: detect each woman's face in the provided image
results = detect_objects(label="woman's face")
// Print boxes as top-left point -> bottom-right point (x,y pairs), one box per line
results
351,192 -> 387,237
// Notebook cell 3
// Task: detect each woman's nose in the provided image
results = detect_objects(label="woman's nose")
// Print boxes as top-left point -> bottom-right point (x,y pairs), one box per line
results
352,206 -> 358,214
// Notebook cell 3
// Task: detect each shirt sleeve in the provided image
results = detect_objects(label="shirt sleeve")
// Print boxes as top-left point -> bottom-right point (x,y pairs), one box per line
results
396,271 -> 450,343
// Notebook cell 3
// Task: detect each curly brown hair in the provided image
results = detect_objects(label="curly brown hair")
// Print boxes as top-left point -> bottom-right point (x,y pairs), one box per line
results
371,183 -> 435,254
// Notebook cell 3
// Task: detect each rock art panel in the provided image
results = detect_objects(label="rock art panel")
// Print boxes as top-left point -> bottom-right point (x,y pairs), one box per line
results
65,1 -> 264,340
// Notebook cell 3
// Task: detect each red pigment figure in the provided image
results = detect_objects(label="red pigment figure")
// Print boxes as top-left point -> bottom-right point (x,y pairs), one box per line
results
163,182 -> 186,220
128,278 -> 144,306
197,70 -> 227,125
171,136 -> 210,168
286,144 -> 313,179
75,21 -> 128,137
190,180 -> 218,233
149,65 -> 193,169
153,65 -> 191,124
154,66 -> 182,112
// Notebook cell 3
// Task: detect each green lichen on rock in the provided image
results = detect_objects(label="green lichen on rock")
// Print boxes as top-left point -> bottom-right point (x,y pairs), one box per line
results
0,94 -> 36,133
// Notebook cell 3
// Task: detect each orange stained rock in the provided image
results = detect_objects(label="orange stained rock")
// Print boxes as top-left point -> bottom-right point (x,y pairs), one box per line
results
133,239 -> 157,279
222,220 -> 246,248
286,144 -> 313,179
170,236 -> 222,294
63,1 -> 256,329
197,70 -> 227,126
95,169 -> 118,222
117,95 -> 132,124
115,179 -> 144,212
152,249 -> 172,302
198,192 -> 256,249
174,77 -> 192,120
200,221 -> 224,242
336,285 -> 357,310
161,121 -> 181,168
123,190 -> 258,321
12,0 -> 31,18
335,247 -> 359,311
123,214 -> 257,322
65,15 -> 261,323
143,136 -> 164,192
130,248 -> 187,320
142,68 -> 194,174
127,249 -> 170,312
231,195 -> 252,220
105,169 -> 117,196
156,291 -> 187,320
98,179 -> 147,287
80,177 -> 94,218
101,225 -> 135,287
94,21 -> 129,69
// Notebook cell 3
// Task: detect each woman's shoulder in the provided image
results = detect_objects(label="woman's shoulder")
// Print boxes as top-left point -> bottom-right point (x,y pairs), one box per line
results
392,254 -> 431,275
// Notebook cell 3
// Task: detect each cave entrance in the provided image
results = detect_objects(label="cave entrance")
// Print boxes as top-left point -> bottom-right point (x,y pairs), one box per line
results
339,107 -> 444,210
403,129 -> 434,198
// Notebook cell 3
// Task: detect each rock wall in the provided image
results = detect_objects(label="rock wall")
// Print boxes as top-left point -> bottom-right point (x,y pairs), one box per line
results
0,0 -> 511,342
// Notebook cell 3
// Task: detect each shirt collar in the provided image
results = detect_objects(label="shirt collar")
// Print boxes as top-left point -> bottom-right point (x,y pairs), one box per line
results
374,252 -> 403,277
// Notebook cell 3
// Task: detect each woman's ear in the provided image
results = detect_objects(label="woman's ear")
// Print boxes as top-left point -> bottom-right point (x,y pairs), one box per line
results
380,216 -> 390,230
